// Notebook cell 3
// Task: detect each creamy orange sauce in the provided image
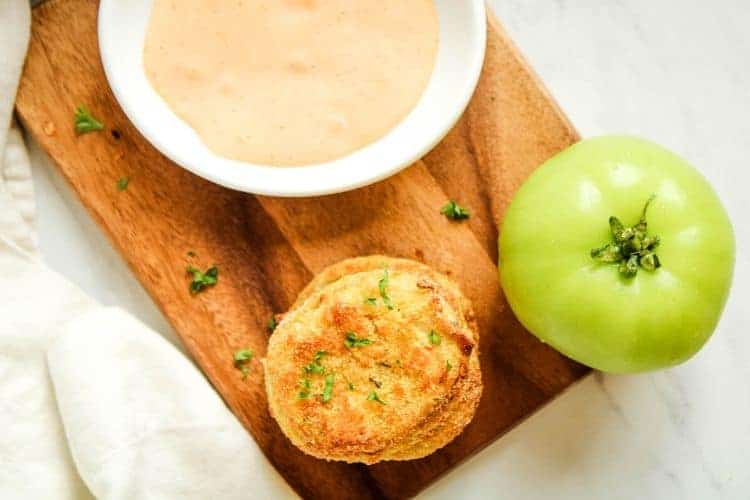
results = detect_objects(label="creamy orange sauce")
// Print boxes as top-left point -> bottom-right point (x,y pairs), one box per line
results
143,0 -> 439,166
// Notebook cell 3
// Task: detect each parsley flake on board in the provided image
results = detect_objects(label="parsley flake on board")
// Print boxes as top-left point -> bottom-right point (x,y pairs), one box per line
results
344,331 -> 372,348
234,349 -> 254,363
364,298 -> 378,306
74,106 -> 104,134
233,349 -> 254,379
440,200 -> 470,221
267,316 -> 279,332
186,265 -> 218,294
116,177 -> 130,192
322,374 -> 335,403
367,391 -> 386,404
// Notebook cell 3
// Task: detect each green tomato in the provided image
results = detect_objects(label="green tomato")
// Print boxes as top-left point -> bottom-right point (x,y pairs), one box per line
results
498,136 -> 734,373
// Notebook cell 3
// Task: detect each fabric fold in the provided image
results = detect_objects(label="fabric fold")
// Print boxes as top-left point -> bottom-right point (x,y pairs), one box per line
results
0,240 -> 96,499
47,308 -> 295,500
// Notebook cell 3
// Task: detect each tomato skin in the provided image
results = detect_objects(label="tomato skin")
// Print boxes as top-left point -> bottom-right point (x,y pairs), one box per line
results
498,136 -> 735,373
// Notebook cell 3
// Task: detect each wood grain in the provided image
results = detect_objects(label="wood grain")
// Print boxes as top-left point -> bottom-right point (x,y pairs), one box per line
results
16,1 -> 589,498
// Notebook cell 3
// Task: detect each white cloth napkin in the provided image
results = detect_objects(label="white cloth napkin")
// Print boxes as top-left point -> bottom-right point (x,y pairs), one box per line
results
0,2 -> 295,498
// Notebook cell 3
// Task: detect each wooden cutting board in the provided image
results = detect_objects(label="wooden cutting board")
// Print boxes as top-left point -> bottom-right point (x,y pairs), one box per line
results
16,1 -> 590,498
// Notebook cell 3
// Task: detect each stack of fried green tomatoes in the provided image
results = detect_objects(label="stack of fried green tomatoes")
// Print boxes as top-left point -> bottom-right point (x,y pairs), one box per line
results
499,136 -> 735,373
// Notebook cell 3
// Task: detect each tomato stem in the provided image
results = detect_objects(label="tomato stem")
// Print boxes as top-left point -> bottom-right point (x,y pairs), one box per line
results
590,195 -> 662,278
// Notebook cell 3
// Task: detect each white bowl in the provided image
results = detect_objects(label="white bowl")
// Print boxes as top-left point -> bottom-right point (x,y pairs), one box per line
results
99,0 -> 486,197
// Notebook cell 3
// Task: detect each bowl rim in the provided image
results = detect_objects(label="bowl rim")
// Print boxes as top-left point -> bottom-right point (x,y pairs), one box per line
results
98,0 -> 487,197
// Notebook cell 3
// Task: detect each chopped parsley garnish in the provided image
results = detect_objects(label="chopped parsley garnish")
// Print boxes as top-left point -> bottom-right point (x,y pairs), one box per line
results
364,298 -> 378,306
446,360 -> 453,372
74,106 -> 104,134
441,200 -> 471,221
298,379 -> 312,400
367,391 -> 385,404
304,350 -> 327,374
428,330 -> 442,346
267,316 -> 278,332
322,374 -> 335,403
348,381 -> 355,391
186,265 -> 218,294
378,268 -> 394,310
233,349 -> 254,379
344,331 -> 372,348
305,363 -> 325,375
116,177 -> 130,192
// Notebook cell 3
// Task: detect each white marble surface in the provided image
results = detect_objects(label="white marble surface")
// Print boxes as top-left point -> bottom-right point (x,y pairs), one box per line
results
29,0 -> 750,498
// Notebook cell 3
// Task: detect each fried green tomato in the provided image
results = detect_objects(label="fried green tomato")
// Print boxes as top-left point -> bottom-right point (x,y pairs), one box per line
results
264,256 -> 482,464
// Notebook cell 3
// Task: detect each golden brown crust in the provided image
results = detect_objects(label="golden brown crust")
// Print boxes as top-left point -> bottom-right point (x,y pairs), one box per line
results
264,256 -> 482,464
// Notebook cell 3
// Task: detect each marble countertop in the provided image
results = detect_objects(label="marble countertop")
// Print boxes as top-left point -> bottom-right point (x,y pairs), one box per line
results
30,0 -> 749,498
